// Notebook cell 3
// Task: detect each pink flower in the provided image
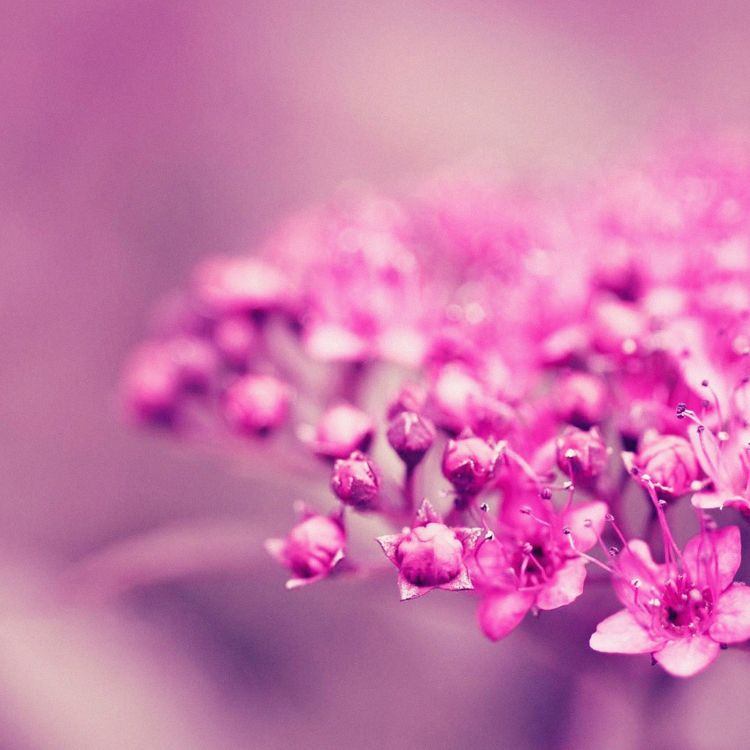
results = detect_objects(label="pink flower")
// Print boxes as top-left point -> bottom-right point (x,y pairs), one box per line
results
265,508 -> 346,590
330,451 -> 380,510
223,374 -> 291,435
192,256 -> 289,316
386,411 -> 436,468
555,426 -> 608,481
473,494 -> 608,640
376,500 -> 482,600
441,431 -> 497,497
622,431 -> 700,499
590,526 -> 750,678
307,403 -> 374,460
552,371 -> 608,427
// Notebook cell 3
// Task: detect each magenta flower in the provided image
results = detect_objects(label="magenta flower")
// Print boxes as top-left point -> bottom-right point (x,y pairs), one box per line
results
441,431 -> 497,498
330,451 -> 380,510
376,500 -> 482,601
192,256 -> 290,316
622,431 -> 701,499
473,494 -> 608,640
265,508 -> 346,590
590,526 -> 750,677
307,403 -> 375,460
223,374 -> 291,435
387,410 -> 436,468
555,426 -> 609,481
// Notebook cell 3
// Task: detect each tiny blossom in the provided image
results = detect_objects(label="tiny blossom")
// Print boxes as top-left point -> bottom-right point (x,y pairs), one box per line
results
590,526 -> 750,678
472,493 -> 608,640
622,431 -> 701,499
376,500 -> 482,600
386,411 -> 436,468
441,431 -> 497,498
213,314 -> 257,369
330,451 -> 380,510
223,374 -> 291,436
555,426 -> 608,481
265,508 -> 346,590
552,371 -> 608,427
122,343 -> 182,425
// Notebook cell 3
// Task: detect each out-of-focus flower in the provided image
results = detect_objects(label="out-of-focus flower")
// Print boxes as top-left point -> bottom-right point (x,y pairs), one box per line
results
223,374 -> 291,436
307,403 -> 374,459
265,508 -> 346,590
376,500 -> 482,600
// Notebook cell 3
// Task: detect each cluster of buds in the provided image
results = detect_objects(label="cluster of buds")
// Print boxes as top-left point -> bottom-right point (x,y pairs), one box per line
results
122,136 -> 750,679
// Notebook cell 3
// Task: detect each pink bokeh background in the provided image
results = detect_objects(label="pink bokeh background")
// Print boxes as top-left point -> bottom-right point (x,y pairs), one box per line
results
3,2 -> 750,747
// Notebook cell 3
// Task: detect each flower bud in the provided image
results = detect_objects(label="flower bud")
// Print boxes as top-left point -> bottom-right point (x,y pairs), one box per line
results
395,523 -> 464,586
311,403 -> 374,459
167,335 -> 217,392
266,514 -> 345,587
630,433 -> 700,497
122,344 -> 181,425
554,371 -> 607,427
214,314 -> 257,368
387,411 -> 436,468
330,451 -> 380,510
193,256 -> 288,315
223,374 -> 290,435
441,433 -> 496,496
556,426 -> 608,479
386,382 -> 428,420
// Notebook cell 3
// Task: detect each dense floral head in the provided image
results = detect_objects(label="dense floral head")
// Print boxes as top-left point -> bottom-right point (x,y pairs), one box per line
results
265,508 -> 346,590
376,500 -> 482,601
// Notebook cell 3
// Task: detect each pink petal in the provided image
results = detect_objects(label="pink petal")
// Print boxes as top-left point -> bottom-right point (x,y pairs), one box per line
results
561,501 -> 608,552
536,560 -> 587,611
612,540 -> 663,609
264,538 -> 287,564
590,609 -> 663,654
375,533 -> 403,565
439,564 -> 474,592
710,583 -> 750,644
653,636 -> 720,678
454,527 -> 483,552
477,590 -> 534,641
397,573 -> 429,601
416,499 -> 442,525
689,423 -> 730,487
683,526 -> 741,592
691,491 -> 725,510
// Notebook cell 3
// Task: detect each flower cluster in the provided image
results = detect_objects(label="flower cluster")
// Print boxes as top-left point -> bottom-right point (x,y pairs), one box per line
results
123,137 -> 750,678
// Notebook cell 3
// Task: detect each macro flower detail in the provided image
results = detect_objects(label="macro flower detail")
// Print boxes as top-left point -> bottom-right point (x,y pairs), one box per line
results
330,451 -> 380,510
555,426 -> 609,481
441,431 -> 497,498
590,525 -> 750,678
265,508 -> 346,590
386,410 -> 436,468
223,374 -> 291,435
622,431 -> 701,498
472,494 -> 608,640
376,500 -> 482,601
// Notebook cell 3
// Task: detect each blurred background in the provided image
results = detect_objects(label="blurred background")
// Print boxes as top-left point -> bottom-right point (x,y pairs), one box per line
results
2,2 -> 750,748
